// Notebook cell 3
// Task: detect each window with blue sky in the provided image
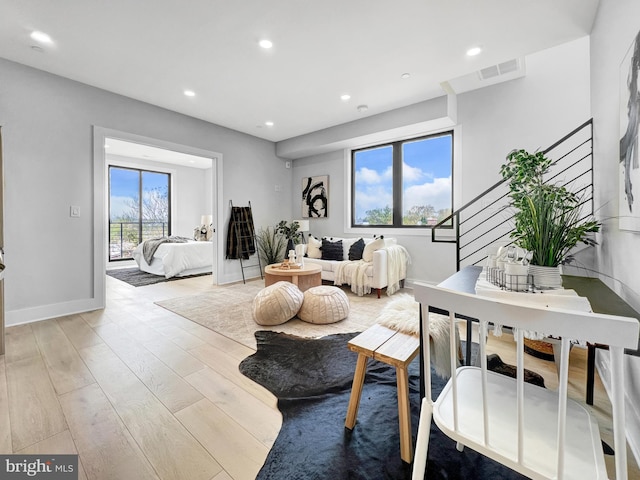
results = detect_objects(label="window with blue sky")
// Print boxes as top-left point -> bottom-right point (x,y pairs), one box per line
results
352,132 -> 453,227
108,166 -> 171,260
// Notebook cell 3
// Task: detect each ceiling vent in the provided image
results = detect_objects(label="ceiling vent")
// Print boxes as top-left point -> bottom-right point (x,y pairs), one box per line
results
479,59 -> 520,81
446,57 -> 526,95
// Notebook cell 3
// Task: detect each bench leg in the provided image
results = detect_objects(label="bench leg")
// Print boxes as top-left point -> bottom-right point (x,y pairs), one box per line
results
396,366 -> 413,463
345,354 -> 368,430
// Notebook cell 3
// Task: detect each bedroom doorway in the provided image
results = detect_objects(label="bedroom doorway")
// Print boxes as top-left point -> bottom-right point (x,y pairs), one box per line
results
93,127 -> 223,309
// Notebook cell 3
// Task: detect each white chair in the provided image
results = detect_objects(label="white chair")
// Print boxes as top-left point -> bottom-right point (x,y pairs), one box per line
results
412,283 -> 639,480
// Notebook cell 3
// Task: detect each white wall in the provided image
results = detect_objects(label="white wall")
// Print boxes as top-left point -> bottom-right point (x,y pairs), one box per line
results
0,58 -> 289,324
590,0 -> 640,462
458,36 -> 592,204
590,0 -> 640,311
288,37 -> 592,286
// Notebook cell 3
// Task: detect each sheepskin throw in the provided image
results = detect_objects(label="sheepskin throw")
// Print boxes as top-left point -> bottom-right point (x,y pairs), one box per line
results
376,293 -> 460,378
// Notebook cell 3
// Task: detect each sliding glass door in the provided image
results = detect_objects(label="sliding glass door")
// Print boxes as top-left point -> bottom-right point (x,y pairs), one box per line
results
109,166 -> 171,261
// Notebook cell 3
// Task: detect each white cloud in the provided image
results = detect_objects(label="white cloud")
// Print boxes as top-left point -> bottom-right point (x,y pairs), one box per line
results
355,185 -> 392,218
402,162 -> 431,182
403,176 -> 451,211
357,165 -> 393,184
357,167 -> 381,184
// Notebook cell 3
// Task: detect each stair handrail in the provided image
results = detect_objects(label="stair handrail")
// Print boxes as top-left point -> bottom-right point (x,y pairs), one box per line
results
431,118 -> 594,269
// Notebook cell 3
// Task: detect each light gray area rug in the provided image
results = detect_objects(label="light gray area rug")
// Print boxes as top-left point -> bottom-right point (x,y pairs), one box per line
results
155,280 -> 410,349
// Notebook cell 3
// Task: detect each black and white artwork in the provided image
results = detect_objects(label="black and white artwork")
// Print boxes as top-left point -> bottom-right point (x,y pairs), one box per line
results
620,29 -> 640,231
302,175 -> 328,218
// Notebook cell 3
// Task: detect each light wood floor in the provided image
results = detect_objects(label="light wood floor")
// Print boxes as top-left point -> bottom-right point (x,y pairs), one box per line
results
0,275 -> 637,479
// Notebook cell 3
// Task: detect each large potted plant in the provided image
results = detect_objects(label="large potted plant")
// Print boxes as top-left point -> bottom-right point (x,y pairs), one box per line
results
500,149 -> 600,288
256,226 -> 287,265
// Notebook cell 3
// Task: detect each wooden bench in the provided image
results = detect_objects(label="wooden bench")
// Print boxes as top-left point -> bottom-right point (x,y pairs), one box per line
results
344,324 -> 420,463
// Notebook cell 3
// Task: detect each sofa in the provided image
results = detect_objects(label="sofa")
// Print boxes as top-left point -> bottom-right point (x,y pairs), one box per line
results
294,235 -> 409,298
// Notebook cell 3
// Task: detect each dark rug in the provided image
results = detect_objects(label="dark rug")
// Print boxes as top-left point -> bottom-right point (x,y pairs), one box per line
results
106,267 -> 211,287
239,331 -> 530,480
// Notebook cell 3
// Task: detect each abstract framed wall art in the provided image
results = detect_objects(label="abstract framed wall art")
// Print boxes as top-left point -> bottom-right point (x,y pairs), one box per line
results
619,29 -> 640,231
302,175 -> 328,218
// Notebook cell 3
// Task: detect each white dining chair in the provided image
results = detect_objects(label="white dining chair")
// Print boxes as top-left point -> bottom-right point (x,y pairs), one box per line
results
412,283 -> 639,480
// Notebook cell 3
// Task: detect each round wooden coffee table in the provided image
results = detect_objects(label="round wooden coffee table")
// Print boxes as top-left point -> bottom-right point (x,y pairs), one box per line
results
264,263 -> 322,292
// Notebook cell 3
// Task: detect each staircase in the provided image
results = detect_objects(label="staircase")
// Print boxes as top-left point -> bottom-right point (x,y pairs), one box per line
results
432,119 -> 595,271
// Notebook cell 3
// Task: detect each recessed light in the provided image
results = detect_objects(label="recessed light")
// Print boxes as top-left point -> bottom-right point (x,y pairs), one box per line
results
259,39 -> 273,49
466,46 -> 482,57
184,90 -> 196,97
401,73 -> 411,79
30,31 -> 52,44
357,105 -> 368,113
340,94 -> 351,101
265,121 -> 274,127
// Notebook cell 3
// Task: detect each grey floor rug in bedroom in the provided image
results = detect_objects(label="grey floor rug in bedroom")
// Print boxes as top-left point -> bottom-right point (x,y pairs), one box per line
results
106,267 -> 211,287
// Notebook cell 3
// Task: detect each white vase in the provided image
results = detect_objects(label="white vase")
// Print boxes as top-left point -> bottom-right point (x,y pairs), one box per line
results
528,265 -> 563,289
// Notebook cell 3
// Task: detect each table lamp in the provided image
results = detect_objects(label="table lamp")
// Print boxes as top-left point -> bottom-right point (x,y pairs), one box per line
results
295,219 -> 310,243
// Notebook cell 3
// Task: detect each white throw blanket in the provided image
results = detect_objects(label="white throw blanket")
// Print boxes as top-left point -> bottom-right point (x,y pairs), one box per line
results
333,244 -> 411,296
385,245 -> 410,295
334,260 -> 372,296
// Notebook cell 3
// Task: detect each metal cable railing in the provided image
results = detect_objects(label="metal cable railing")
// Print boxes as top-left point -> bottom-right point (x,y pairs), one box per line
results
109,221 -> 169,261
432,119 -> 594,271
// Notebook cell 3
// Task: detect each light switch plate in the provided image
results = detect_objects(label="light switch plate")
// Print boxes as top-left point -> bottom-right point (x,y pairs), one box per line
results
70,206 -> 80,217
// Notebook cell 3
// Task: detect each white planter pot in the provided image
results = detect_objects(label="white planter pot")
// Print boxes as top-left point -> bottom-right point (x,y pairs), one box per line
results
528,265 -> 563,289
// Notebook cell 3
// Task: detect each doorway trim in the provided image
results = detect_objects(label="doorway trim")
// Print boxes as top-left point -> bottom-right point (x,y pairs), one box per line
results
93,126 -> 223,308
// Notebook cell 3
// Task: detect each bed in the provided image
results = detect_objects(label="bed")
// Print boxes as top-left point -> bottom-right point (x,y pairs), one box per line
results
132,237 -> 213,278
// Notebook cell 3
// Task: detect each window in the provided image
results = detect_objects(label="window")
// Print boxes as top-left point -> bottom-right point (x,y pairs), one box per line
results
351,131 -> 453,227
108,166 -> 171,261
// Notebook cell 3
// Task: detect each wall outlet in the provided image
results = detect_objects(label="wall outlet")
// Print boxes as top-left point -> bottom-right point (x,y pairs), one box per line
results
70,205 -> 80,217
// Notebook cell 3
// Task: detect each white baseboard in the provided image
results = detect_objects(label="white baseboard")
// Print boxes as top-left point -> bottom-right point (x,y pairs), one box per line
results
595,350 -> 640,465
5,298 -> 104,327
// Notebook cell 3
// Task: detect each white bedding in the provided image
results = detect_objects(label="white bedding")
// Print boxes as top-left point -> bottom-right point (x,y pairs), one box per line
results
133,240 -> 213,278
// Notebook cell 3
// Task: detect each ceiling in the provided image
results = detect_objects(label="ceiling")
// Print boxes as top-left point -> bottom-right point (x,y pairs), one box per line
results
0,0 -> 600,143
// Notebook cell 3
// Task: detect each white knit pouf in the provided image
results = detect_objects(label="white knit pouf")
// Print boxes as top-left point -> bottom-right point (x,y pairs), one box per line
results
252,281 -> 304,326
298,285 -> 350,324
